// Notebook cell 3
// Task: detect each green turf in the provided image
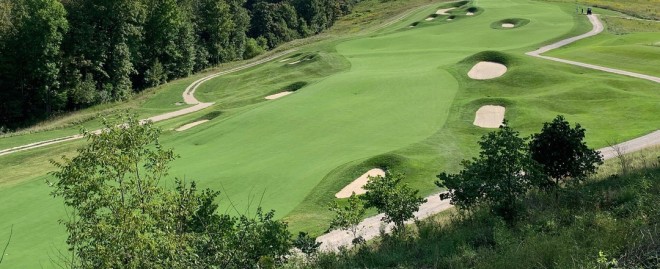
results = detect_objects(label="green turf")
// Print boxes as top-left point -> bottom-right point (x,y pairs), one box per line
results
1,0 -> 660,267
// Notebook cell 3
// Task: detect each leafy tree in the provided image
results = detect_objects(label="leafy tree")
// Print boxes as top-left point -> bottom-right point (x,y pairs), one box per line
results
437,121 -> 544,220
0,0 -> 68,128
529,115 -> 603,189
329,192 -> 366,243
51,115 -> 295,268
362,172 -> 426,232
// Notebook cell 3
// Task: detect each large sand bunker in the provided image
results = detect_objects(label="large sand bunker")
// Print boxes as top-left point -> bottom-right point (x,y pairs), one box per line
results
176,120 -> 210,131
436,8 -> 455,15
265,91 -> 293,100
473,105 -> 505,128
502,23 -> 515,28
468,61 -> 508,80
335,168 -> 386,198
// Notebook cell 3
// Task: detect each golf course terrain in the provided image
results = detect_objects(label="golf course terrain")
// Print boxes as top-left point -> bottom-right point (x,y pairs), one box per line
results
0,0 -> 659,267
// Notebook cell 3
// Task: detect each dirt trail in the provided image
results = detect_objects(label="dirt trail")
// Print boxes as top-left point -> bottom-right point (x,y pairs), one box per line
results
0,50 -> 297,157
526,15 -> 660,84
317,133 -> 660,251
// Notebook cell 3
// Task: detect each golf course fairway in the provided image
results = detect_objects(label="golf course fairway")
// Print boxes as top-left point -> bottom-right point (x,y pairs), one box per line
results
1,0 -> 659,267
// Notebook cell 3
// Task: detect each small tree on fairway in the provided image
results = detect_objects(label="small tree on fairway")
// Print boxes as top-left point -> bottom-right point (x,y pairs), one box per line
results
361,173 -> 426,233
529,115 -> 603,189
436,121 -> 544,220
329,192 -> 366,244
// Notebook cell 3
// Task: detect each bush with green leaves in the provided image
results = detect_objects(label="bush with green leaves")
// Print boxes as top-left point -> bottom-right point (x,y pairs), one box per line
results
437,121 -> 544,220
329,193 -> 366,243
529,115 -> 603,189
50,115 -> 295,268
362,172 -> 426,232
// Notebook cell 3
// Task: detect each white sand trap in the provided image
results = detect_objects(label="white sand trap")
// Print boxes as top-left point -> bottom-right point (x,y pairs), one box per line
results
265,91 -> 293,100
288,60 -> 302,65
502,23 -> 515,28
447,18 -> 454,21
425,17 -> 435,21
335,169 -> 386,198
468,61 -> 508,80
278,58 -> 291,62
176,120 -> 209,131
436,8 -> 455,15
466,12 -> 474,16
473,105 -> 506,128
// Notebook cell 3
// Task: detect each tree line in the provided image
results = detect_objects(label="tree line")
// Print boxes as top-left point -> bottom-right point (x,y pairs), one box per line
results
0,0 -> 362,130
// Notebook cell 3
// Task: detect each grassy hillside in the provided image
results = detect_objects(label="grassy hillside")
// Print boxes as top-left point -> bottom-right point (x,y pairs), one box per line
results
0,0 -> 659,267
291,147 -> 660,268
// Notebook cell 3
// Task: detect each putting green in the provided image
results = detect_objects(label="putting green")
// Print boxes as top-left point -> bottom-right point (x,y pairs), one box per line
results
1,0 -> 660,267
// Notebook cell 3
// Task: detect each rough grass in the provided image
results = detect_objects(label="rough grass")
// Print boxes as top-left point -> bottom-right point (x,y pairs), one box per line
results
539,0 -> 660,20
288,149 -> 660,269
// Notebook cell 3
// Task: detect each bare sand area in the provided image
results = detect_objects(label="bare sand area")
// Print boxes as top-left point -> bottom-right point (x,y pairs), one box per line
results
502,23 -> 515,28
468,61 -> 507,80
335,169 -> 386,198
265,91 -> 293,100
436,8 -> 455,15
175,120 -> 209,131
473,105 -> 505,128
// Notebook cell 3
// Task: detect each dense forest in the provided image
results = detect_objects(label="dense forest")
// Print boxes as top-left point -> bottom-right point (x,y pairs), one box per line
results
0,0 -> 361,129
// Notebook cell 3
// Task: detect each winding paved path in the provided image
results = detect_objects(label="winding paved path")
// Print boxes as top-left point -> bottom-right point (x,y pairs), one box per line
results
526,15 -> 660,84
0,50 -> 296,157
318,14 -> 660,252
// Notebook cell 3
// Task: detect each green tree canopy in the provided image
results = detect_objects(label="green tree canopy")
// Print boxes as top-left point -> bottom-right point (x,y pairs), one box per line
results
529,115 -> 603,188
437,122 -> 545,220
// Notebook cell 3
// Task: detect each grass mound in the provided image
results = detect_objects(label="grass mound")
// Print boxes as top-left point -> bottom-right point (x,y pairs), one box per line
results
459,51 -> 515,67
490,18 -> 531,29
281,81 -> 308,92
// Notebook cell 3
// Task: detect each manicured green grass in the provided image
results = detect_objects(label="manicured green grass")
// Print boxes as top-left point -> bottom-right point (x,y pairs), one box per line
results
547,32 -> 660,77
1,0 -> 659,267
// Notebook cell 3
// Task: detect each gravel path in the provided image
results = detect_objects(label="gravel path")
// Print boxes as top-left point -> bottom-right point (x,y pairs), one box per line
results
526,15 -> 660,84
0,50 -> 297,157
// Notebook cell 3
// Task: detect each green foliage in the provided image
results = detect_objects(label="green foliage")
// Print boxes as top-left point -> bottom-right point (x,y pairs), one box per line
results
329,193 -> 366,241
293,232 -> 321,256
529,115 -> 603,189
362,172 -> 426,232
300,157 -> 660,269
49,115 -> 296,268
0,0 -> 68,127
1,0 -> 358,129
437,121 -> 544,220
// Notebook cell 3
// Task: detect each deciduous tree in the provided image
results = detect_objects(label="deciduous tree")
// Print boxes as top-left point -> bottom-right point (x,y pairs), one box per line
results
437,121 -> 544,220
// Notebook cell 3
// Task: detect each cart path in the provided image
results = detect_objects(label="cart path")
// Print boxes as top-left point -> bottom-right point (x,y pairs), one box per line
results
526,14 -> 660,83
0,49 -> 296,157
317,130 -> 660,251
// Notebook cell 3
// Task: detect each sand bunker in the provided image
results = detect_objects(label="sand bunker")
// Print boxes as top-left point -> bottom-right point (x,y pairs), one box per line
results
502,23 -> 515,28
473,105 -> 506,128
436,8 -> 455,15
176,120 -> 209,131
466,12 -> 474,16
335,169 -> 386,198
468,61 -> 508,80
425,17 -> 435,21
447,18 -> 453,21
265,91 -> 293,100
278,58 -> 291,63
288,60 -> 302,65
